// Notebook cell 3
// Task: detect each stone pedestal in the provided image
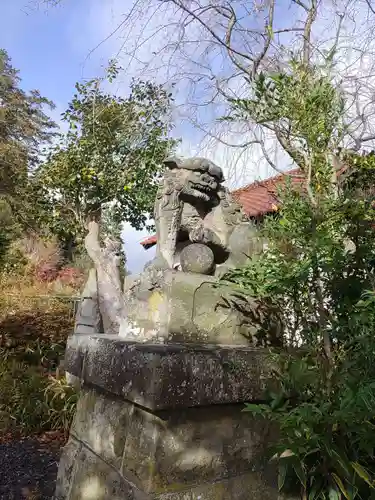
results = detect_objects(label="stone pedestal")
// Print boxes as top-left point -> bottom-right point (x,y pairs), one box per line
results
55,335 -> 281,500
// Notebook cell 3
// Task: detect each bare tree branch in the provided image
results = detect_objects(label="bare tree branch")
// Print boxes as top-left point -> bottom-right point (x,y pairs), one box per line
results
364,0 -> 375,15
255,131 -> 288,175
292,0 -> 310,11
252,0 -> 275,77
164,0 -> 255,63
302,0 -> 318,64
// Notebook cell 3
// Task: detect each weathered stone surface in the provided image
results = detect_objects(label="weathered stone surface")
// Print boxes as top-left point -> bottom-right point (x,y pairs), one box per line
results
179,243 -> 215,275
56,336 -> 290,500
55,437 -> 82,499
55,437 -> 148,500
64,335 -> 273,410
226,223 -> 264,269
75,267 -> 103,335
62,388 -> 277,497
111,156 -> 271,344
122,269 -> 270,344
75,156 -> 274,344
121,402 -> 276,493
56,436 -> 279,500
70,389 -> 134,471
153,157 -> 258,270
154,470 -> 278,499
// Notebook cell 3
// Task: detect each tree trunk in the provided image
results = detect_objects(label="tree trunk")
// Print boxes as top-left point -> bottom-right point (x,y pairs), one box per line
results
84,219 -> 126,334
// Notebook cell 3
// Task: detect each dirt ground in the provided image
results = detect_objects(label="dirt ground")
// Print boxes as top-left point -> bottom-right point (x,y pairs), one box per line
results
0,433 -> 63,500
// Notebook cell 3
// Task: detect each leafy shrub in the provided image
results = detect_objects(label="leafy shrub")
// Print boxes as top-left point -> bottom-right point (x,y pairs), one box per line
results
244,338 -> 375,499
15,235 -> 63,282
223,154 -> 375,498
56,266 -> 85,288
223,155 -> 375,500
35,262 -> 59,282
18,235 -> 62,270
221,60 -> 375,499
44,375 -> 78,431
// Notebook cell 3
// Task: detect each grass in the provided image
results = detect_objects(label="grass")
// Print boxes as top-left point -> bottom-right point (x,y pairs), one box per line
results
0,361 -> 77,434
0,272 -> 79,438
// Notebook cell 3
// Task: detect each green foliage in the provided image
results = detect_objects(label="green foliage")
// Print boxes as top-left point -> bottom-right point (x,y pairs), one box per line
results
0,199 -> 20,267
226,165 -> 375,498
222,61 -> 375,499
32,61 -> 177,256
0,327 -> 76,435
243,336 -> 375,498
227,165 -> 375,345
0,49 -> 57,262
44,375 -> 78,431
232,62 -> 344,149
226,61 -> 346,197
0,48 -> 56,193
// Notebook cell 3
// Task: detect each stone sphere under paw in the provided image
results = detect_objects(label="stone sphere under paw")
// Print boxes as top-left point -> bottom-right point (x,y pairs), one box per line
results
180,243 -> 215,275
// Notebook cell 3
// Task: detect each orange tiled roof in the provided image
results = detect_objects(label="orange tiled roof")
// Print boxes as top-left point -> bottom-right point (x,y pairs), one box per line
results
231,168 -> 302,217
141,234 -> 158,248
140,168 -> 303,248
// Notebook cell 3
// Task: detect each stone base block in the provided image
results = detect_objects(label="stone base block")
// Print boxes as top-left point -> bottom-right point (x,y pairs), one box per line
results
55,437 -> 148,500
55,335 -> 282,499
56,435 -> 276,500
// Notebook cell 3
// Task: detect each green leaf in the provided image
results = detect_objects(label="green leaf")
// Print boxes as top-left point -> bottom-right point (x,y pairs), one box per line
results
328,485 -> 341,500
33,69 -> 176,239
346,483 -> 358,499
331,473 -> 350,499
308,479 -> 324,500
292,461 -> 306,488
331,451 -> 351,480
278,462 -> 288,491
280,449 -> 295,458
351,462 -> 374,488
243,403 -> 270,415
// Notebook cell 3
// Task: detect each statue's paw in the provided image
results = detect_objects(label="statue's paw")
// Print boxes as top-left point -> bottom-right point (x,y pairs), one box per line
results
214,265 -> 232,279
189,226 -> 205,242
190,226 -> 217,245
144,255 -> 169,272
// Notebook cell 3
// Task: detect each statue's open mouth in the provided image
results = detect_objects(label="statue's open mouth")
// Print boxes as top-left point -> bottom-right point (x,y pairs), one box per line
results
191,182 -> 214,193
181,171 -> 221,203
188,182 -> 217,202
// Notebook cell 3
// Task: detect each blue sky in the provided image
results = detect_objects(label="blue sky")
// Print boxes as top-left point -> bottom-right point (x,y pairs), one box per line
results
2,2 -> 101,109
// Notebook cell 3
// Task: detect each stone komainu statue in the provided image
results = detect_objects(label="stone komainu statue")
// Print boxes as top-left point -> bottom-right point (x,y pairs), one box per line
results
75,156 -> 281,347
118,157 -> 281,346
152,157 -> 262,275
57,158 -> 284,500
